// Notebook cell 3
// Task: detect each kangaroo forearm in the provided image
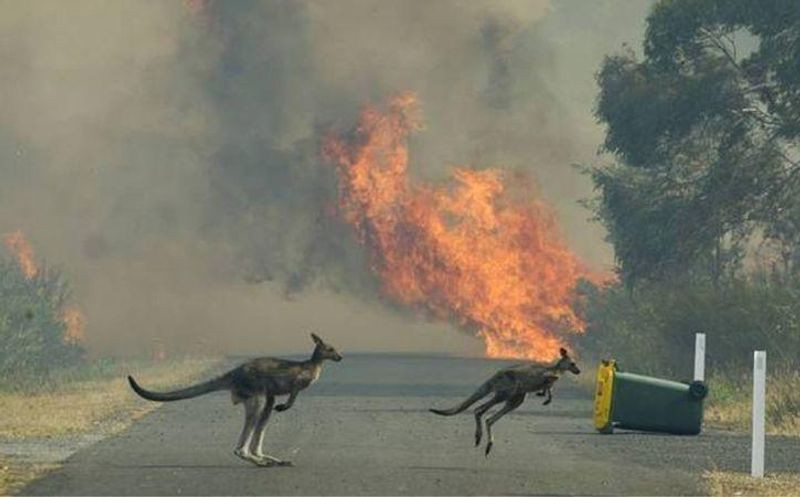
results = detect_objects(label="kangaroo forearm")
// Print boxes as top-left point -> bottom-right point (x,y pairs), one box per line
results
276,391 -> 298,411
542,387 -> 553,406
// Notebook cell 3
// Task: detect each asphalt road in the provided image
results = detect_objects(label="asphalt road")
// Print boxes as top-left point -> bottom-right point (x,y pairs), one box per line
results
21,355 -> 800,496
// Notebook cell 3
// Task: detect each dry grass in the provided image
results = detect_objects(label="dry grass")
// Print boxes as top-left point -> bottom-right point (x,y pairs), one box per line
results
0,459 -> 56,496
706,369 -> 800,437
0,357 -> 220,438
0,357 -> 220,495
705,469 -> 800,497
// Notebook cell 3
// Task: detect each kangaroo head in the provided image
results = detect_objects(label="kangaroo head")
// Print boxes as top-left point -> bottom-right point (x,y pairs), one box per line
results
554,347 -> 580,375
310,333 -> 343,362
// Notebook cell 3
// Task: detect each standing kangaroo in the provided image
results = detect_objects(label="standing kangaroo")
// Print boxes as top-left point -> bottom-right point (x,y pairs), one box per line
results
128,333 -> 342,467
430,347 -> 580,456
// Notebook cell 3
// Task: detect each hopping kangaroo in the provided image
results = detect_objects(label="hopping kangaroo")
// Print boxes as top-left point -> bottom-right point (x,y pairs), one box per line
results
430,347 -> 580,456
128,333 -> 342,467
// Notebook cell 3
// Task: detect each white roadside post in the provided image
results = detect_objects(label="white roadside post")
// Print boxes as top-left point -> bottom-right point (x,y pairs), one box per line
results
694,333 -> 706,381
751,350 -> 767,478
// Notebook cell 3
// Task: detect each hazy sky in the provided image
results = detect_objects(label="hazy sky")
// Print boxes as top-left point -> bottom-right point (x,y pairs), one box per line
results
0,0 -> 654,358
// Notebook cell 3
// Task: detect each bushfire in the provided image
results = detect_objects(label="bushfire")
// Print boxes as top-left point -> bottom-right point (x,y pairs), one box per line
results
3,230 -> 38,280
324,93 -> 594,361
3,230 -> 86,345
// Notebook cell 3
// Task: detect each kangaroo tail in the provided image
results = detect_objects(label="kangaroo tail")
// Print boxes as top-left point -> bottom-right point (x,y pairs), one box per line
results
429,382 -> 492,416
128,373 -> 231,402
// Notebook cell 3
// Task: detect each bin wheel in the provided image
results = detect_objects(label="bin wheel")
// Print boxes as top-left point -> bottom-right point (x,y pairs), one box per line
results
597,423 -> 613,434
689,380 -> 708,400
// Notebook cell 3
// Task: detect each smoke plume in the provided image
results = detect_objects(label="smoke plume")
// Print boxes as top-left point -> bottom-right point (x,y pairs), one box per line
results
0,0 -> 650,357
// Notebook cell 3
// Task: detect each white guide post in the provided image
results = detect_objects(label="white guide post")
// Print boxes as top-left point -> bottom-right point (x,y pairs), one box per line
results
694,333 -> 706,382
751,350 -> 766,478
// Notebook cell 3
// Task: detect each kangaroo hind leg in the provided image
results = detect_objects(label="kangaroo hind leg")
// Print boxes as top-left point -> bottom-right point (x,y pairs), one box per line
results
473,394 -> 504,447
233,396 -> 261,463
484,393 -> 525,456
250,395 -> 292,467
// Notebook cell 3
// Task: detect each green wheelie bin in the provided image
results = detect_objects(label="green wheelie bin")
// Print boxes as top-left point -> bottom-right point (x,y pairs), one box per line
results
594,360 -> 708,435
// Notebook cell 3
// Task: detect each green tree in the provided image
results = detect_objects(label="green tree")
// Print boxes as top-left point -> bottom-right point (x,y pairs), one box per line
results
589,0 -> 800,287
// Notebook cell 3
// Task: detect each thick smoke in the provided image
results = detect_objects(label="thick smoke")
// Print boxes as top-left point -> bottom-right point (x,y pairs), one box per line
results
0,0 -> 650,357
201,0 -> 556,296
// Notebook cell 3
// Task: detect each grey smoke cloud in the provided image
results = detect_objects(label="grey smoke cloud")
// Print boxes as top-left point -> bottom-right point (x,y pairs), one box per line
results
0,0 -> 651,357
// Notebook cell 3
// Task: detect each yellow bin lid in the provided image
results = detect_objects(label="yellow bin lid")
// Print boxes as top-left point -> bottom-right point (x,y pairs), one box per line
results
594,360 -> 616,433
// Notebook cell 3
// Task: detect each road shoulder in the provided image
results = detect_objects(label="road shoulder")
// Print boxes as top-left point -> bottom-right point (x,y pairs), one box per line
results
0,358 -> 220,495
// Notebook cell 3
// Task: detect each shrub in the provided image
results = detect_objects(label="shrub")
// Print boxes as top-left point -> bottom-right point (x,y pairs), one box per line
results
576,276 -> 800,378
0,259 -> 85,382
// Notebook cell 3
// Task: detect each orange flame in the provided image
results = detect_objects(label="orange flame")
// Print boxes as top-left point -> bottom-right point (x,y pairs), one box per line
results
324,93 -> 595,361
60,307 -> 86,345
4,230 -> 38,279
3,230 -> 86,345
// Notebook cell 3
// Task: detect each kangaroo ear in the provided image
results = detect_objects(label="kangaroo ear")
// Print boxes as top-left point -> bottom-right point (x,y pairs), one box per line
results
560,347 -> 568,357
310,333 -> 323,345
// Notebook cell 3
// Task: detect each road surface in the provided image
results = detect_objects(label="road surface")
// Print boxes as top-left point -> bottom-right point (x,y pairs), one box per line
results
21,355 -> 800,495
